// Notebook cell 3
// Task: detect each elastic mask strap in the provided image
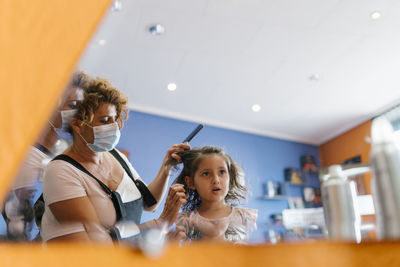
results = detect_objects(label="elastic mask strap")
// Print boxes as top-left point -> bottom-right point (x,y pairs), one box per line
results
48,120 -> 59,132
75,121 -> 93,145
76,131 -> 90,145
84,122 -> 93,129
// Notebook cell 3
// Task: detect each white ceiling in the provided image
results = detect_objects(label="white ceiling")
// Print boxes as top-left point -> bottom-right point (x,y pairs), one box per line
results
78,0 -> 400,145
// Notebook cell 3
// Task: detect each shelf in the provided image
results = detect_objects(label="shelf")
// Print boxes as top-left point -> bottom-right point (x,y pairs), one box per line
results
284,182 -> 319,188
285,182 -> 306,186
262,222 -> 285,228
259,195 -> 289,200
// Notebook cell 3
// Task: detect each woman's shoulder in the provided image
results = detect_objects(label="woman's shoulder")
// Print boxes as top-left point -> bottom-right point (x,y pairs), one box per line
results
46,157 -> 78,171
28,145 -> 50,163
44,157 -> 85,181
42,157 -> 89,204
112,148 -> 129,161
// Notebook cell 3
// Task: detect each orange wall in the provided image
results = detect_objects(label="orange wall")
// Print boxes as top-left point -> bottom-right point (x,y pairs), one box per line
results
319,120 -> 372,193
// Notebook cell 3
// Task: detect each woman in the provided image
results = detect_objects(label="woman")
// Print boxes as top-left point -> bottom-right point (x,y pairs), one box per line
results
41,78 -> 189,243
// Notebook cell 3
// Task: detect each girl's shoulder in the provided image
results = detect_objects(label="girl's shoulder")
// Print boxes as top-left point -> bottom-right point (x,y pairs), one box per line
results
176,210 -> 196,226
232,207 -> 258,225
178,210 -> 193,218
177,210 -> 197,220
227,207 -> 258,243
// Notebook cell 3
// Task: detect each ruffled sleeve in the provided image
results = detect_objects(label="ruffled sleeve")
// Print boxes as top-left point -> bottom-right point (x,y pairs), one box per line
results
176,212 -> 190,230
176,211 -> 202,241
235,207 -> 258,232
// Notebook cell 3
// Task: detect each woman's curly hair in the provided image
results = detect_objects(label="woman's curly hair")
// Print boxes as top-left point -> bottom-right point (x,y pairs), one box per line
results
174,146 -> 248,212
75,78 -> 129,128
70,70 -> 91,90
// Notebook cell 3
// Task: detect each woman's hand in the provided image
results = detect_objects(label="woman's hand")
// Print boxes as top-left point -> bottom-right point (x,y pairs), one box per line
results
167,225 -> 186,241
158,184 -> 186,227
163,143 -> 191,167
145,143 -> 190,212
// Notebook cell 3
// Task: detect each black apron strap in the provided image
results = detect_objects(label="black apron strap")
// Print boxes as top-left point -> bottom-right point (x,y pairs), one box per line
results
109,149 -> 157,207
34,143 -> 53,157
52,154 -> 112,195
51,154 -> 127,220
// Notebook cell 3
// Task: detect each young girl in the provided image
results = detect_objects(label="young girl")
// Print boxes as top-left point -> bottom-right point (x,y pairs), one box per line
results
175,146 -> 257,243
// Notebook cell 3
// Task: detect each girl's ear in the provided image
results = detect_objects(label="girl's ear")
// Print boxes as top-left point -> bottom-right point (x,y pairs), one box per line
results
185,176 -> 196,190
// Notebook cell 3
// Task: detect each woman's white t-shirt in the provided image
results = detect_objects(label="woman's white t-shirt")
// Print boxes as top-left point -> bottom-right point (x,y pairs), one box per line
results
41,150 -> 143,241
12,146 -> 49,190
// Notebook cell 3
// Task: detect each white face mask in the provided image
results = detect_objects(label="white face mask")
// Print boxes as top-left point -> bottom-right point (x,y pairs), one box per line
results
51,109 -> 77,140
79,122 -> 121,152
48,109 -> 77,140
60,109 -> 77,131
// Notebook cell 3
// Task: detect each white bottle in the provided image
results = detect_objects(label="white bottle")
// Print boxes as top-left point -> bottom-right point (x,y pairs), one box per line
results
322,165 -> 361,242
370,117 -> 400,240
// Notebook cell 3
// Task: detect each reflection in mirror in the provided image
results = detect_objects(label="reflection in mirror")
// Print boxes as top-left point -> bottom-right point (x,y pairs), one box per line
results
4,0 -> 400,250
0,71 -> 90,242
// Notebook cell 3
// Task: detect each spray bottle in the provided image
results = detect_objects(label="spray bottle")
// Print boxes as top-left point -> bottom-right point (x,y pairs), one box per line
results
321,165 -> 361,242
370,117 -> 400,240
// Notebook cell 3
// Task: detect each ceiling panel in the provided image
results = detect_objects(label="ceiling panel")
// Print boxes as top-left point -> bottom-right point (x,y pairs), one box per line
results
79,0 -> 400,144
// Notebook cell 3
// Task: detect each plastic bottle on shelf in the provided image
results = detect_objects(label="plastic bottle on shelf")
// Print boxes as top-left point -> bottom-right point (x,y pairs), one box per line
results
321,165 -> 361,242
370,117 -> 400,240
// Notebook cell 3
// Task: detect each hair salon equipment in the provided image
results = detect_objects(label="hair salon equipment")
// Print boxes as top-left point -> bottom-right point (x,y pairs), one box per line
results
182,124 -> 204,143
265,229 -> 282,244
282,208 -> 325,240
321,165 -> 361,242
270,213 -> 283,225
263,181 -> 281,197
370,117 -> 400,240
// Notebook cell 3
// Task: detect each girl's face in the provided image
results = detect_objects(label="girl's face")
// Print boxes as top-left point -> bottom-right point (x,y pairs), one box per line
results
188,154 -> 230,204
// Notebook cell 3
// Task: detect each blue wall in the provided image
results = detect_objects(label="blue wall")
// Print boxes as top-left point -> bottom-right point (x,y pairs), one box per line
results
118,110 -> 320,243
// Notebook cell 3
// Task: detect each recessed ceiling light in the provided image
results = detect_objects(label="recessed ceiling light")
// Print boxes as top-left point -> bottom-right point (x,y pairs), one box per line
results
370,11 -> 382,20
99,39 -> 107,46
309,74 -> 320,81
149,24 -> 165,35
252,104 -> 261,112
167,83 -> 177,91
112,0 -> 122,11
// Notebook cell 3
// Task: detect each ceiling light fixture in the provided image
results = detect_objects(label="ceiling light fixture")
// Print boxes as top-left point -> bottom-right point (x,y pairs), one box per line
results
252,104 -> 261,112
149,24 -> 165,35
309,74 -> 320,81
112,0 -> 122,11
167,83 -> 177,91
370,11 -> 382,20
99,39 -> 107,46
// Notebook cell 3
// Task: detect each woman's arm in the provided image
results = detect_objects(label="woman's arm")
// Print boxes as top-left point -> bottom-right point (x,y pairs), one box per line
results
145,143 -> 190,211
48,196 -> 113,244
137,184 -> 187,242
